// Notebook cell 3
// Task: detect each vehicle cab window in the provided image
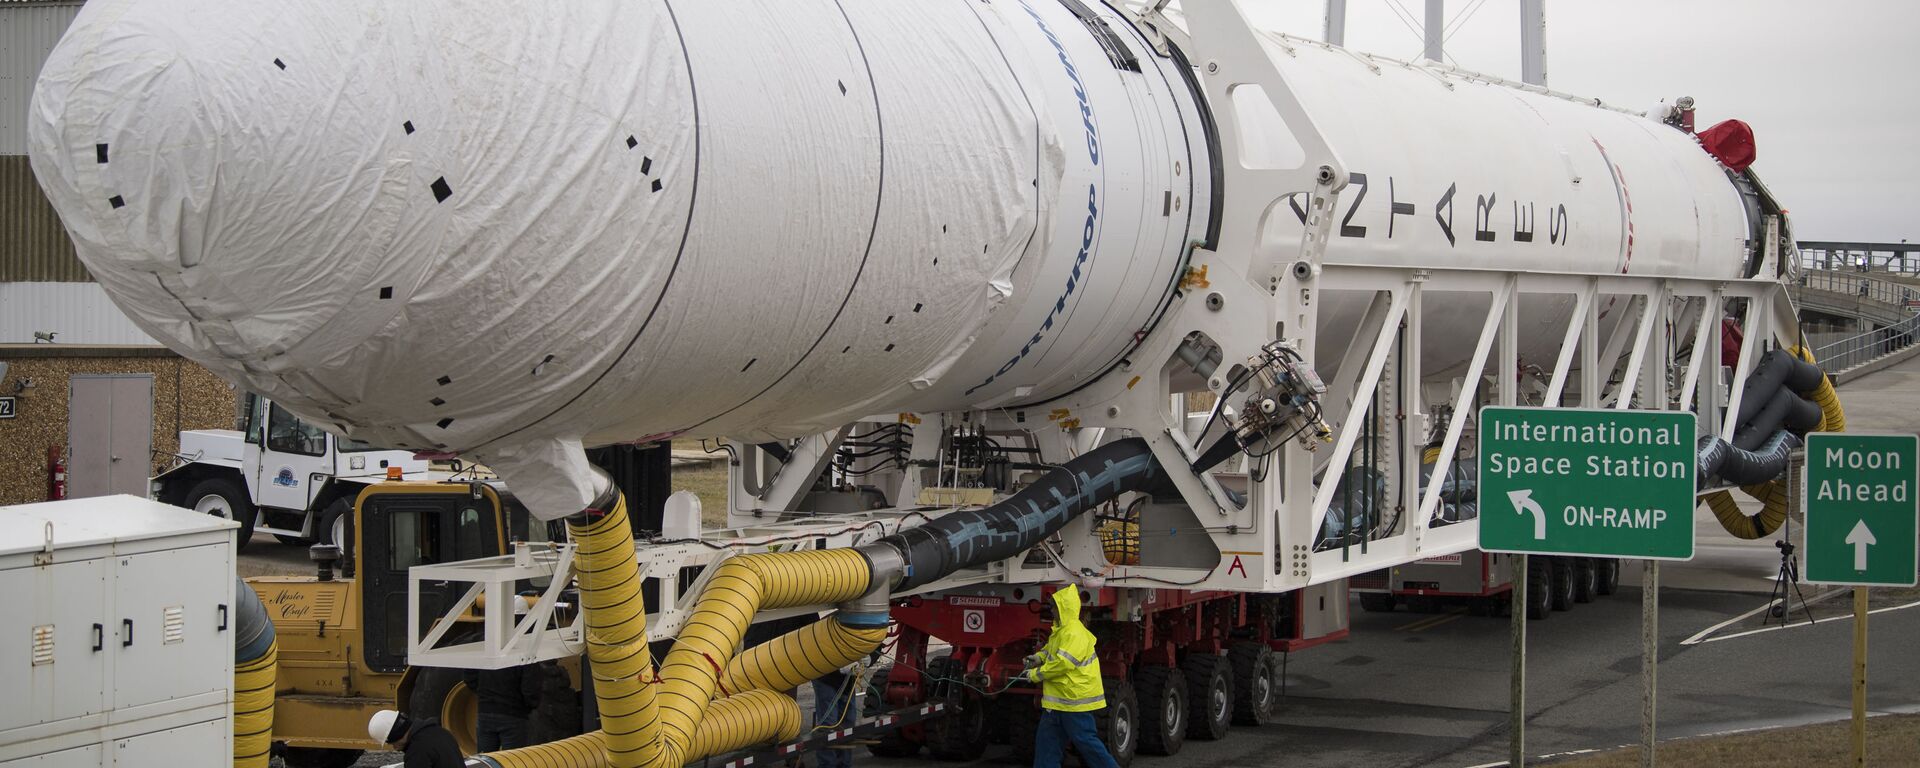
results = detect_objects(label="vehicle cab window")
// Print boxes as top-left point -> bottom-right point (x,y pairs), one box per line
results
241,393 -> 264,445
266,402 -> 330,456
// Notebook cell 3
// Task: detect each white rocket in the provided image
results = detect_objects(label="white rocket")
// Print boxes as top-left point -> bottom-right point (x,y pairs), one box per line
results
29,0 -> 1761,518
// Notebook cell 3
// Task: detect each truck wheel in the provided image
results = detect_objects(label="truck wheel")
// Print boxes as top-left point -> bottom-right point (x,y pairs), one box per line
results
280,747 -> 361,768
1078,677 -> 1136,767
1549,558 -> 1575,611
1358,592 -> 1397,613
1572,558 -> 1599,603
1526,559 -> 1552,620
187,477 -> 255,551
316,498 -> 353,562
1595,559 -> 1621,596
408,666 -> 479,755
1182,654 -> 1233,740
1002,692 -> 1041,763
924,656 -> 986,761
1133,664 -> 1186,756
1228,642 -> 1278,726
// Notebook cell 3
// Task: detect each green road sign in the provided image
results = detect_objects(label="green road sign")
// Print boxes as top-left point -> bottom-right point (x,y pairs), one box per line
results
1802,432 -> 1918,587
1478,407 -> 1697,560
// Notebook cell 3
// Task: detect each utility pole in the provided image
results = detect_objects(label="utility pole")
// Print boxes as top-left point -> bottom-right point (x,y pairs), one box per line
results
1519,0 -> 1547,85
1324,0 -> 1348,46
1424,0 -> 1445,62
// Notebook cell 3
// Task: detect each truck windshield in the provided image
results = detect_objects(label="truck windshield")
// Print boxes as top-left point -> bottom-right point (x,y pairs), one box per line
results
266,403 -> 329,456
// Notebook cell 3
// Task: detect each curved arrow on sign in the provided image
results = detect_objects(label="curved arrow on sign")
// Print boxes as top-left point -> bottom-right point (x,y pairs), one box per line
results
1508,489 -> 1547,540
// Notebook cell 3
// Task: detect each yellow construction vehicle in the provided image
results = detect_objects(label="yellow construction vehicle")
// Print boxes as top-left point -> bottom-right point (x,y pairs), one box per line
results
246,479 -> 565,767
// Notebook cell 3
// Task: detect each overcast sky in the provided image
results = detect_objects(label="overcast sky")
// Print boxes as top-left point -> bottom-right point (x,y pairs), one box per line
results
1231,0 -> 1917,244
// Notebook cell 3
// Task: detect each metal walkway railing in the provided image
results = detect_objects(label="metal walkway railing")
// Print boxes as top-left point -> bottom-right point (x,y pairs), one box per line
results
1810,312 -> 1920,373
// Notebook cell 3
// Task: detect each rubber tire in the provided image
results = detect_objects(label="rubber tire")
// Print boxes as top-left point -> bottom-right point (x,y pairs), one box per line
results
1078,677 -> 1137,767
1133,665 -> 1187,756
280,747 -> 362,768
316,497 -> 353,560
1228,642 -> 1278,726
865,666 -> 922,758
1572,558 -> 1599,604
1526,558 -> 1553,621
1548,558 -> 1575,611
1595,559 -> 1621,596
924,656 -> 987,761
187,477 -> 255,552
1003,693 -> 1042,763
1358,592 -> 1397,613
1182,654 -> 1233,741
407,666 -> 478,755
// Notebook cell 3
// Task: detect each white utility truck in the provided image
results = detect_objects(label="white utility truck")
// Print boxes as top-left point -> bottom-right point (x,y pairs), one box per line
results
152,393 -> 432,551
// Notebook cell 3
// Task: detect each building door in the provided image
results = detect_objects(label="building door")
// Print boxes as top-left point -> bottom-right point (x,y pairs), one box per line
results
67,374 -> 153,499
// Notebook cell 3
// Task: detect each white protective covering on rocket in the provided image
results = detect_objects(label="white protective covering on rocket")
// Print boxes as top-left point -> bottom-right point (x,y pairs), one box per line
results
31,0 -> 1209,514
31,0 -> 1756,517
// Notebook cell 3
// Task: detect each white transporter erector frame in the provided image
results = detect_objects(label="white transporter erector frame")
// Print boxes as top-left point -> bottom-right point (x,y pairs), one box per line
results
402,0 -> 1802,667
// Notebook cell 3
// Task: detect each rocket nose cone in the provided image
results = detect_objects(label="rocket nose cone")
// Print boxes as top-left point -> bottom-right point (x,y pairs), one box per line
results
30,0 -> 214,273
29,1 -> 417,372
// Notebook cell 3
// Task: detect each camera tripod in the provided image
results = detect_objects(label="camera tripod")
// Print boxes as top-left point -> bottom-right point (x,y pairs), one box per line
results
1764,536 -> 1816,626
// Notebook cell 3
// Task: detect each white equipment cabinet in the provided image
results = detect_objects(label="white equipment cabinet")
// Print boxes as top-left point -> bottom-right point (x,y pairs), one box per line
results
0,496 -> 237,767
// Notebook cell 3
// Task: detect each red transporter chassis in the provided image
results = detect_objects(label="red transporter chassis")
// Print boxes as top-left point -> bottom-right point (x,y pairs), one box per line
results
870,582 -> 1348,760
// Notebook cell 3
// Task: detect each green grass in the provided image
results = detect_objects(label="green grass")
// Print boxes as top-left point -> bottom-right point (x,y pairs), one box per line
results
671,441 -> 731,527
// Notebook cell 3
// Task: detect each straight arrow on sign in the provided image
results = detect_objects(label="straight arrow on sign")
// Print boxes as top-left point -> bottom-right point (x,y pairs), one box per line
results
1846,520 -> 1876,571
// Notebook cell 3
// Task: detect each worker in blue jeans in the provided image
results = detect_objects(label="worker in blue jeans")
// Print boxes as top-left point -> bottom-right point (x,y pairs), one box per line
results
812,666 -> 856,768
1025,586 -> 1118,768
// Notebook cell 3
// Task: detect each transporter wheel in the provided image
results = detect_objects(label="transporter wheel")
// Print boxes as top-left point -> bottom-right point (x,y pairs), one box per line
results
1572,558 -> 1599,604
1182,654 -> 1233,741
1549,558 -> 1575,611
865,666 -> 921,758
280,747 -> 361,768
1132,664 -> 1186,756
1077,677 -> 1137,767
1596,559 -> 1621,596
1358,593 -> 1397,613
1002,692 -> 1042,763
924,656 -> 987,761
1228,642 -> 1278,726
1526,559 -> 1552,621
188,477 -> 255,551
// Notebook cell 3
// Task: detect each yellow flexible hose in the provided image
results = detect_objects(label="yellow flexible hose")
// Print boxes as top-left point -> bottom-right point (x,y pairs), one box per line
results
1705,346 -> 1845,539
232,637 -> 277,768
1794,345 -> 1847,433
477,494 -> 882,768
720,616 -> 888,695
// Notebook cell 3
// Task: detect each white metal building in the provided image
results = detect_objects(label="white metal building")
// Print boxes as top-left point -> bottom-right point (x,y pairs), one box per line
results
1,0 -> 155,346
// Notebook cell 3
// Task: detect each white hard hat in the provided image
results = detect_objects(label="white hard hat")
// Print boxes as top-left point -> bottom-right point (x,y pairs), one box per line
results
368,709 -> 406,744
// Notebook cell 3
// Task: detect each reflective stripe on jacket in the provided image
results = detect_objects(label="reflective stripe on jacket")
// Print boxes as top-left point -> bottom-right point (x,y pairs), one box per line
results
1027,586 -> 1104,712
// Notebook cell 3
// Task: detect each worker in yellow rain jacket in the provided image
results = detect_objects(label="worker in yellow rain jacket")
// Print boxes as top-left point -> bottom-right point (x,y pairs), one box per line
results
1024,585 -> 1118,768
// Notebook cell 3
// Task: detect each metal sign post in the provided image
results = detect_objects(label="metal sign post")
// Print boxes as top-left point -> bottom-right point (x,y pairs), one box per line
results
1510,553 -> 1526,767
1801,432 -> 1919,768
1642,560 -> 1658,768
